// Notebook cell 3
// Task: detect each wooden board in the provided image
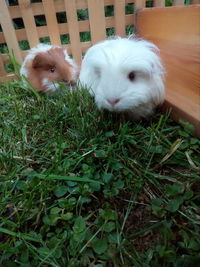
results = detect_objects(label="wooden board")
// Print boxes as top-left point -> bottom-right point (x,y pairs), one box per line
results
64,0 -> 85,63
0,0 -> 22,63
18,0 -> 40,48
87,0 -> 106,44
115,0 -> 126,37
42,0 -> 61,46
136,5 -> 200,137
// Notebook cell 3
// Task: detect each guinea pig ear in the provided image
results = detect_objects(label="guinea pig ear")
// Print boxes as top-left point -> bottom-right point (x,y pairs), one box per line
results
32,52 -> 50,69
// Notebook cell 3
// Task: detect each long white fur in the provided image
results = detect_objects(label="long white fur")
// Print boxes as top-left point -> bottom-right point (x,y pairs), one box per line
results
63,50 -> 78,81
79,36 -> 165,119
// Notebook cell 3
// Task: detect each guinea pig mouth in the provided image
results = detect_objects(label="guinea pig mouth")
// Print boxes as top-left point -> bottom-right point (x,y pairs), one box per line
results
104,105 -> 124,113
63,80 -> 76,86
101,102 -> 121,112
104,101 -> 133,112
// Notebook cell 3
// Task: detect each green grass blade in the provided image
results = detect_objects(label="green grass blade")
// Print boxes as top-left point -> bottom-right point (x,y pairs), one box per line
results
129,220 -> 166,238
36,174 -> 104,184
0,227 -> 42,243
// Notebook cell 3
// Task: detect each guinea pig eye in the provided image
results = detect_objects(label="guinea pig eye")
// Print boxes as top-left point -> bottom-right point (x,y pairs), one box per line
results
128,71 -> 136,82
50,67 -> 56,73
94,67 -> 101,77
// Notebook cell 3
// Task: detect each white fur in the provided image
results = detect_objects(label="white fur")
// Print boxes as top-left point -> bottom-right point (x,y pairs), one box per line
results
42,78 -> 59,92
79,36 -> 165,119
63,49 -> 78,81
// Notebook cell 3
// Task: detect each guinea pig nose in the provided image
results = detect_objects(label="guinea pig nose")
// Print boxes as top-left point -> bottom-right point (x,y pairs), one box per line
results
107,98 -> 120,106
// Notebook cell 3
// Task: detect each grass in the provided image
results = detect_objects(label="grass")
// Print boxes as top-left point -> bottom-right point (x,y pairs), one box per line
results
0,73 -> 200,266
0,1 -> 199,265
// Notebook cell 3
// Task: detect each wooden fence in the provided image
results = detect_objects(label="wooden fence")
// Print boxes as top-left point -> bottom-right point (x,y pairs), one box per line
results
0,0 -> 199,82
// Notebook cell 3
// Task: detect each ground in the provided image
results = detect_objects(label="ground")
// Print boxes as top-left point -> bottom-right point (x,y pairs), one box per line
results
0,78 -> 200,266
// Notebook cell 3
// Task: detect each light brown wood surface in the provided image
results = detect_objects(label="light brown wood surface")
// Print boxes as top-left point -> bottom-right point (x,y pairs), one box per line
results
18,0 -> 40,47
134,0 -> 146,9
136,5 -> 200,136
87,0 -> 106,44
154,0 -> 165,7
115,0 -> 126,37
0,15 -> 134,45
0,54 -> 6,76
0,0 -> 22,63
0,0 -> 135,72
191,0 -> 200,4
0,73 -> 17,83
42,0 -> 61,46
173,0 -> 185,5
64,0 -> 82,63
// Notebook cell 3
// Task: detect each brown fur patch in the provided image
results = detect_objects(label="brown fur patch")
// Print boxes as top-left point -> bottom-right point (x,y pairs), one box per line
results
25,47 -> 77,92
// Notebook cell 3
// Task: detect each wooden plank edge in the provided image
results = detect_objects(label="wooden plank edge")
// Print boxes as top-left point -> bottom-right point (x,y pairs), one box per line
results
163,100 -> 200,137
0,73 -> 18,83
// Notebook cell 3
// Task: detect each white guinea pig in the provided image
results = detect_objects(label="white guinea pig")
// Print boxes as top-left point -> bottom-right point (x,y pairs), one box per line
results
79,36 -> 165,120
20,43 -> 78,92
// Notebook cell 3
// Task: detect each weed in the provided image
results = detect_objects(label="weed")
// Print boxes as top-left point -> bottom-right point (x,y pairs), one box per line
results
0,78 -> 199,266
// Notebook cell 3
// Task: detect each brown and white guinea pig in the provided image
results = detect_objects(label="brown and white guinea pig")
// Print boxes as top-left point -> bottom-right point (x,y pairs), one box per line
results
20,43 -> 78,92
